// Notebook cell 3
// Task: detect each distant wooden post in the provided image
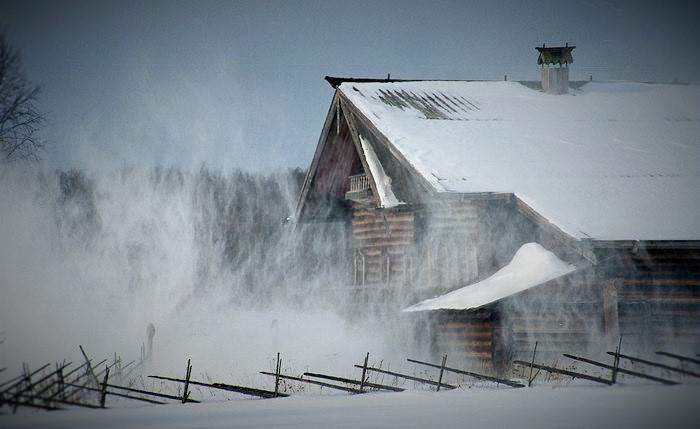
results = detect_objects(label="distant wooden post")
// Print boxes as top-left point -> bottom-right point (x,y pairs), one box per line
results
146,323 -> 156,363
359,353 -> 369,393
99,368 -> 109,408
528,341 -> 538,387
274,353 -> 281,398
436,354 -> 447,392
182,359 -> 192,404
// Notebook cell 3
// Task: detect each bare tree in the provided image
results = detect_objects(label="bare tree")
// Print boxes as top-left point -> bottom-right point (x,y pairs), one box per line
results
0,33 -> 43,161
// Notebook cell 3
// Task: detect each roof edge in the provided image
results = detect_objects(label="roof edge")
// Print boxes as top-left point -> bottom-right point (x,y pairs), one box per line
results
325,76 -> 424,88
587,240 -> 700,249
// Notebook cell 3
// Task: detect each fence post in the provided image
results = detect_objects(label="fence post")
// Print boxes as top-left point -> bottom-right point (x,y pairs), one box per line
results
359,353 -> 369,393
437,354 -> 447,392
612,337 -> 622,384
182,359 -> 192,404
274,353 -> 281,398
100,368 -> 110,408
528,341 -> 538,387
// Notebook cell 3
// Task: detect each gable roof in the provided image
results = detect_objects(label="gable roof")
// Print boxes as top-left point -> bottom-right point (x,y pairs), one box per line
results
338,80 -> 700,241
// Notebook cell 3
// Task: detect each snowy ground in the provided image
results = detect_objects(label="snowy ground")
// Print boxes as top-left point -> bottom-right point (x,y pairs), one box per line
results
2,384 -> 697,429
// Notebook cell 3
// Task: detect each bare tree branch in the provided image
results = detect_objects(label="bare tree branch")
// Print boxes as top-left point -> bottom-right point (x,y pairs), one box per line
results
0,33 -> 44,161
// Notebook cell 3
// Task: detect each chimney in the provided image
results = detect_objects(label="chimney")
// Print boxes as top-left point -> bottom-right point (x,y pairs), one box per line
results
536,43 -> 575,94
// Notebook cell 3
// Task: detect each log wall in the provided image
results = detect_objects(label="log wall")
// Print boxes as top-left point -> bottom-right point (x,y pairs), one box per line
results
608,249 -> 700,353
351,207 -> 415,285
499,273 -> 605,363
432,309 -> 499,373
418,199 -> 479,291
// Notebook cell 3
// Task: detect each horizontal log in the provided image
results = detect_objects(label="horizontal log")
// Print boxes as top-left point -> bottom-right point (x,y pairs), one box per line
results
303,372 -> 404,392
438,322 -> 492,330
353,365 -> 456,389
104,383 -> 200,403
436,338 -> 492,347
355,243 -> 415,250
354,237 -> 414,246
606,352 -> 700,377
461,352 -> 493,359
512,360 -> 613,385
655,351 -> 700,365
437,330 -> 492,338
352,213 -> 414,222
351,221 -> 414,230
562,354 -> 677,385
260,371 -> 358,394
0,363 -> 50,393
407,358 -> 523,388
65,382 -> 166,404
437,347 -> 492,355
148,375 -> 287,398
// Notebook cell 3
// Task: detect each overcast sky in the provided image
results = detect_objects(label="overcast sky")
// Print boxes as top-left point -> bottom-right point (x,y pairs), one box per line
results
2,0 -> 699,172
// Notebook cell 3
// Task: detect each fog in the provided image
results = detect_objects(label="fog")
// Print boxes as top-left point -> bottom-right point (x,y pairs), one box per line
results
0,164 -> 421,386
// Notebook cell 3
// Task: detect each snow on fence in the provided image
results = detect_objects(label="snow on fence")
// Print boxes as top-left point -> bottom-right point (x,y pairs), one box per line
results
1,339 -> 698,415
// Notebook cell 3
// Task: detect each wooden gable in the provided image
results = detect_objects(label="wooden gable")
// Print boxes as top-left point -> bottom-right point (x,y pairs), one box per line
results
296,95 -> 380,221
295,89 -> 437,223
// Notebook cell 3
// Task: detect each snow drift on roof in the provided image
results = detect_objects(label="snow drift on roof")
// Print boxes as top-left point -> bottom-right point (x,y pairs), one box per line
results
403,242 -> 576,312
360,135 -> 402,208
340,81 -> 700,240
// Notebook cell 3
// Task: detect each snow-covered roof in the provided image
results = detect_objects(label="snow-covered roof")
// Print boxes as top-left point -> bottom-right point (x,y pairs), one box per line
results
403,242 -> 576,312
339,80 -> 700,241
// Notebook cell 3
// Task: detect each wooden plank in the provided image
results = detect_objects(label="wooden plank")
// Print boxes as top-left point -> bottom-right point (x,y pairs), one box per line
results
563,354 -> 677,385
303,372 -> 404,392
33,361 -> 91,398
513,360 -> 613,385
407,358 -> 524,388
6,361 -> 72,402
606,352 -> 700,377
655,351 -> 700,365
0,373 -> 25,391
260,371 -> 358,394
104,383 -> 200,403
352,365 -> 456,389
0,363 -> 50,393
64,382 -> 165,404
149,375 -> 287,398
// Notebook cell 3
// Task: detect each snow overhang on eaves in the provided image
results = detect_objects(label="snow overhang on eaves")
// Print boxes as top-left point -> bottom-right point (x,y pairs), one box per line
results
403,242 -> 578,313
